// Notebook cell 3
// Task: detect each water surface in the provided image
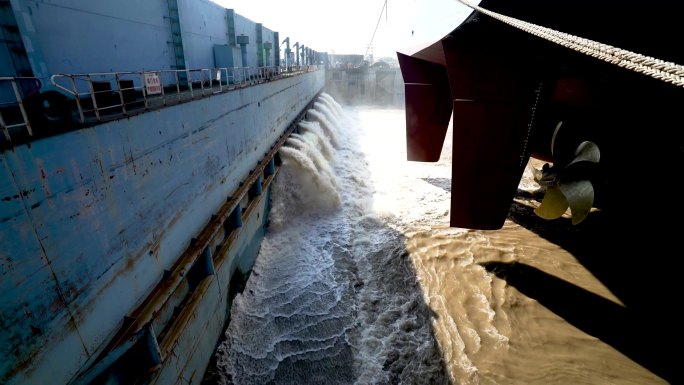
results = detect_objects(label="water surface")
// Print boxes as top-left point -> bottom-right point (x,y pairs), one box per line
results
207,98 -> 670,384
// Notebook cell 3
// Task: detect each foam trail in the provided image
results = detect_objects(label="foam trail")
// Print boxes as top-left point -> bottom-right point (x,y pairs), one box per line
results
211,96 -> 355,385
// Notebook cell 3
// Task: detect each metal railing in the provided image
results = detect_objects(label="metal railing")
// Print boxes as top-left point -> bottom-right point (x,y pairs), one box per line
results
0,77 -> 40,142
0,65 -> 319,146
50,65 -> 321,124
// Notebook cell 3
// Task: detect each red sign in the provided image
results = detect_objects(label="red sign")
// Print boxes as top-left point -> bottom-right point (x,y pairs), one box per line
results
144,73 -> 162,95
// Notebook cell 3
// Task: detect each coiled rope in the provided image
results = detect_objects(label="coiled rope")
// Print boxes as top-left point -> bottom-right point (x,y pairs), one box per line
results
455,0 -> 684,88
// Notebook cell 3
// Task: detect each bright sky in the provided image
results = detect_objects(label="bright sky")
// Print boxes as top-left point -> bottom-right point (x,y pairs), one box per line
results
212,0 -> 478,59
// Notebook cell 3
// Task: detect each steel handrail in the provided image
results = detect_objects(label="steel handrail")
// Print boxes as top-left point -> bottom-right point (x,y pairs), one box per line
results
0,77 -> 40,142
0,65 -> 321,145
49,65 -> 320,125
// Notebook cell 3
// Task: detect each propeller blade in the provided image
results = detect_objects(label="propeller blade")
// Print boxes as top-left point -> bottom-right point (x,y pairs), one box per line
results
559,180 -> 594,224
534,186 -> 569,219
568,140 -> 600,166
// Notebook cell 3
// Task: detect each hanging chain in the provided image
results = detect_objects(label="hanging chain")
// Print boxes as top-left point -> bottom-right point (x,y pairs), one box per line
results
519,82 -> 543,169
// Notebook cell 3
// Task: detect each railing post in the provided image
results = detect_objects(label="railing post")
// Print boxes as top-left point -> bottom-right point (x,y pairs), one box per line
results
10,80 -> 32,136
115,73 -> 126,115
160,71 -> 166,106
87,74 -> 101,121
139,73 -> 148,110
70,77 -> 85,123
0,111 -> 10,143
33,64 -> 313,131
175,71 -> 181,102
188,70 -> 194,99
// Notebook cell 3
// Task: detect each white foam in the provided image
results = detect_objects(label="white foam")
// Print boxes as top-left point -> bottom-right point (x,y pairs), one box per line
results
296,120 -> 336,160
314,101 -> 340,130
320,92 -> 344,117
214,99 -> 451,385
306,109 -> 340,149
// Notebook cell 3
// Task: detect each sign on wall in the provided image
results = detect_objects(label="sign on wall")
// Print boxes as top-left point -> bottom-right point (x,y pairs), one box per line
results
144,72 -> 162,95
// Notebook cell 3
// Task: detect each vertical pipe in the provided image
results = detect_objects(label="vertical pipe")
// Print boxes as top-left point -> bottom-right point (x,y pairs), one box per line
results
284,37 -> 291,69
295,42 -> 300,67
274,32 -> 280,69
237,34 -> 249,68
226,9 -> 236,46
256,23 -> 264,68
264,42 -> 272,67
301,45 -> 306,67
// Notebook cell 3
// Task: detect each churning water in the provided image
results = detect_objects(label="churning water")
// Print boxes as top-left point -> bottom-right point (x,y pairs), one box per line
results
207,94 -> 669,384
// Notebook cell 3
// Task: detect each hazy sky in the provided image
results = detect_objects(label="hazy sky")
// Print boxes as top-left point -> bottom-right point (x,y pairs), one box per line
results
212,0 -> 477,59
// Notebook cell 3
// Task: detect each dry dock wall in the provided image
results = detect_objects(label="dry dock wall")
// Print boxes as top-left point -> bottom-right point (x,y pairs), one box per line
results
0,70 -> 324,384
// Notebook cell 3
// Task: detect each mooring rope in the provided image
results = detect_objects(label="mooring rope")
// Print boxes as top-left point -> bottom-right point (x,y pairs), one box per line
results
455,0 -> 684,88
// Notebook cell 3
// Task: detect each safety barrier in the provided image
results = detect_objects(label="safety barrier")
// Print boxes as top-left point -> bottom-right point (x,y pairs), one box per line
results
0,77 -> 40,142
50,65 -> 320,123
0,65 -> 320,146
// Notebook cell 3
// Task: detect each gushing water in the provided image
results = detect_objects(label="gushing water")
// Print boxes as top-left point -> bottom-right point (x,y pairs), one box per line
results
209,94 -> 447,385
208,94 -> 667,385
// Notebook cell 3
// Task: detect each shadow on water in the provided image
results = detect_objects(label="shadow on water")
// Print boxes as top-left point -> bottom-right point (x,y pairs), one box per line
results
201,213 -> 451,385
421,177 -> 452,193
504,187 -> 683,384
351,216 -> 452,385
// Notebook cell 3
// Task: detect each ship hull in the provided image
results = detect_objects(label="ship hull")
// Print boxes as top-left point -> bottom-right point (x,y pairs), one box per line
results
397,0 -> 684,230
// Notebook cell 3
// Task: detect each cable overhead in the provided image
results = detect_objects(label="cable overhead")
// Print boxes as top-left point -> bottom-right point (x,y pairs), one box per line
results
365,0 -> 388,59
